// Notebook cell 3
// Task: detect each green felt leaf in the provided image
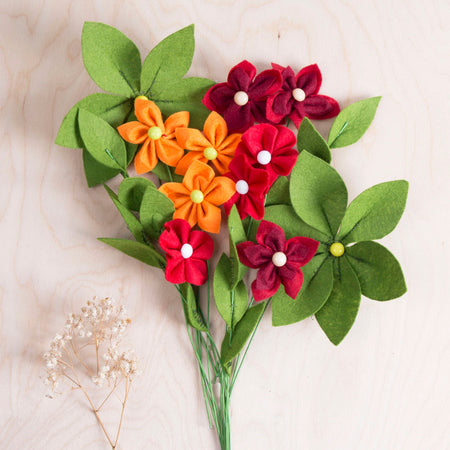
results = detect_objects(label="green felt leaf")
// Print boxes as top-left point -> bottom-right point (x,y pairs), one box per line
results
272,255 -> 334,326
118,177 -> 156,211
315,256 -> 361,345
297,118 -> 331,163
83,150 -> 120,187
104,185 -> 145,243
228,205 -> 248,289
213,253 -> 249,329
338,180 -> 409,244
289,152 -> 348,237
141,25 -> 195,96
55,94 -> 132,149
263,204 -> 328,242
82,22 -> 141,96
125,141 -> 139,165
265,176 -> 290,206
328,97 -> 381,148
221,302 -> 266,373
153,77 -> 215,129
346,241 -> 407,301
179,283 -> 207,332
98,238 -> 165,268
151,162 -> 184,183
78,109 -> 127,170
139,187 -> 175,239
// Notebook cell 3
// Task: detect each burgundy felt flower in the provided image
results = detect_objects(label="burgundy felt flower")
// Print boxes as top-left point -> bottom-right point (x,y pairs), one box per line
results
159,219 -> 214,286
223,154 -> 270,220
266,64 -> 340,128
234,123 -> 298,186
202,60 -> 282,133
237,221 -> 319,302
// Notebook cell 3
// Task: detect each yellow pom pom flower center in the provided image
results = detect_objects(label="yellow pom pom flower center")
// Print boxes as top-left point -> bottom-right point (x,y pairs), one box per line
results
190,190 -> 204,203
148,126 -> 162,140
203,147 -> 218,160
330,242 -> 345,257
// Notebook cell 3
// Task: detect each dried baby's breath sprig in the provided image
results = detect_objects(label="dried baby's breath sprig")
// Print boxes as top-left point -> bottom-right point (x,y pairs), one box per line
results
43,297 -> 140,449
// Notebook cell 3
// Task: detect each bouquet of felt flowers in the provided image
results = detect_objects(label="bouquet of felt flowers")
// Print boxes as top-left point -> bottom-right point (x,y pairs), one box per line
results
55,22 -> 408,449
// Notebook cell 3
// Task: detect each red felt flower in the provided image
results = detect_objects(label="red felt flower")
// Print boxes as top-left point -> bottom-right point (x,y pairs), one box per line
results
159,219 -> 214,286
237,221 -> 319,302
203,60 -> 282,133
223,154 -> 269,220
234,123 -> 298,186
266,64 -> 340,128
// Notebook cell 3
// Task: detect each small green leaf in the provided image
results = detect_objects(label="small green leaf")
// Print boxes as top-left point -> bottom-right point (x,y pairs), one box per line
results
179,283 -> 207,332
228,205 -> 248,289
289,152 -> 347,236
272,255 -> 333,326
315,257 -> 361,345
213,253 -> 248,329
346,241 -> 407,301
266,176 -> 290,206
104,185 -> 145,243
141,25 -> 195,96
83,150 -> 120,187
338,180 -> 409,244
328,97 -> 381,148
78,109 -> 127,169
82,22 -> 141,96
140,187 -> 175,239
118,177 -> 156,211
263,204 -> 328,242
55,94 -> 132,149
297,118 -> 331,163
153,77 -> 215,129
151,162 -> 184,182
98,238 -> 165,268
221,302 -> 266,372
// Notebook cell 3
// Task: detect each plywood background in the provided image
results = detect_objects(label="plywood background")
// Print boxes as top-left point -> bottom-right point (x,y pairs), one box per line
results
1,0 -> 449,448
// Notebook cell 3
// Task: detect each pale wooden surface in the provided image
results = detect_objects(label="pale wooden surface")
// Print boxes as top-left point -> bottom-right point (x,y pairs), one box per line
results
1,0 -> 449,449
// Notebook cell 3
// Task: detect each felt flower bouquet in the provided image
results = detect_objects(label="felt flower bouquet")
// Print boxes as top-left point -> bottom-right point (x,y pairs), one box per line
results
55,23 -> 408,449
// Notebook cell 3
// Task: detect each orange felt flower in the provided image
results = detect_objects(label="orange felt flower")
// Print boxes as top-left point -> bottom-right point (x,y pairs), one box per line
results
159,160 -> 235,234
117,98 -> 189,174
175,111 -> 241,175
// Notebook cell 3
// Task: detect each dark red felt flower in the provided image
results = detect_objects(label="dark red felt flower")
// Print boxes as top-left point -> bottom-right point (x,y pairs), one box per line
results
237,221 -> 319,302
203,60 -> 282,133
266,64 -> 340,128
223,154 -> 270,220
234,123 -> 298,186
159,219 -> 214,286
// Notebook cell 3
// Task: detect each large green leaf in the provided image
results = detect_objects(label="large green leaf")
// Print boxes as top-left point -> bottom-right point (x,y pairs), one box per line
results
265,176 -> 290,206
55,94 -> 132,149
141,25 -> 195,96
327,97 -> 381,148
78,109 -> 127,169
213,253 -> 248,329
272,255 -> 333,326
228,205 -> 248,289
151,162 -> 183,183
82,151 -> 120,188
82,22 -> 141,96
289,152 -> 348,237
297,118 -> 331,163
346,241 -> 407,301
315,256 -> 361,345
179,283 -> 207,332
221,302 -> 266,373
139,187 -> 175,239
338,180 -> 409,244
118,177 -> 156,211
98,238 -> 165,268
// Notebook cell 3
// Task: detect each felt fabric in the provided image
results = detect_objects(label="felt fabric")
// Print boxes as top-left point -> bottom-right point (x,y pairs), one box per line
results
117,98 -> 188,174
175,111 -> 241,175
266,64 -> 340,128
223,154 -> 269,220
237,221 -> 319,302
202,60 -> 282,133
158,160 -> 235,233
234,124 -> 298,186
159,219 -> 214,286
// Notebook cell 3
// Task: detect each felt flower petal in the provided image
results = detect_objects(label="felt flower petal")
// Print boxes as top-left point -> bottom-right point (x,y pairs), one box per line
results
135,98 -> 164,128
302,95 -> 341,120
251,262 -> 280,301
165,256 -> 187,284
285,236 -> 319,265
190,230 -> 214,260
296,64 -> 322,96
256,221 -> 285,252
159,219 -> 190,253
159,182 -> 191,208
240,241 -> 273,267
183,161 -> 216,192
204,83 -> 235,113
204,177 -> 236,205
249,69 -> 282,98
203,111 -> 229,146
266,92 -> 292,123
279,269 -> 304,299
155,138 -> 184,167
227,61 -> 256,91
176,128 -> 211,152
164,111 -> 189,136
175,151 -> 205,175
185,258 -> 209,286
224,102 -> 253,133
197,202 -> 221,233
117,121 -> 149,144
174,200 -> 197,227
134,139 -> 157,174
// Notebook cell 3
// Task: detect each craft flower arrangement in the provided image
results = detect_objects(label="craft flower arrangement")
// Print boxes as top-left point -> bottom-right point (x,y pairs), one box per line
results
54,22 -> 408,449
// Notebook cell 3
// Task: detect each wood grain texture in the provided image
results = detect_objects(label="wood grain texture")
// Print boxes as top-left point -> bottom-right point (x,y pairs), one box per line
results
0,0 -> 449,448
